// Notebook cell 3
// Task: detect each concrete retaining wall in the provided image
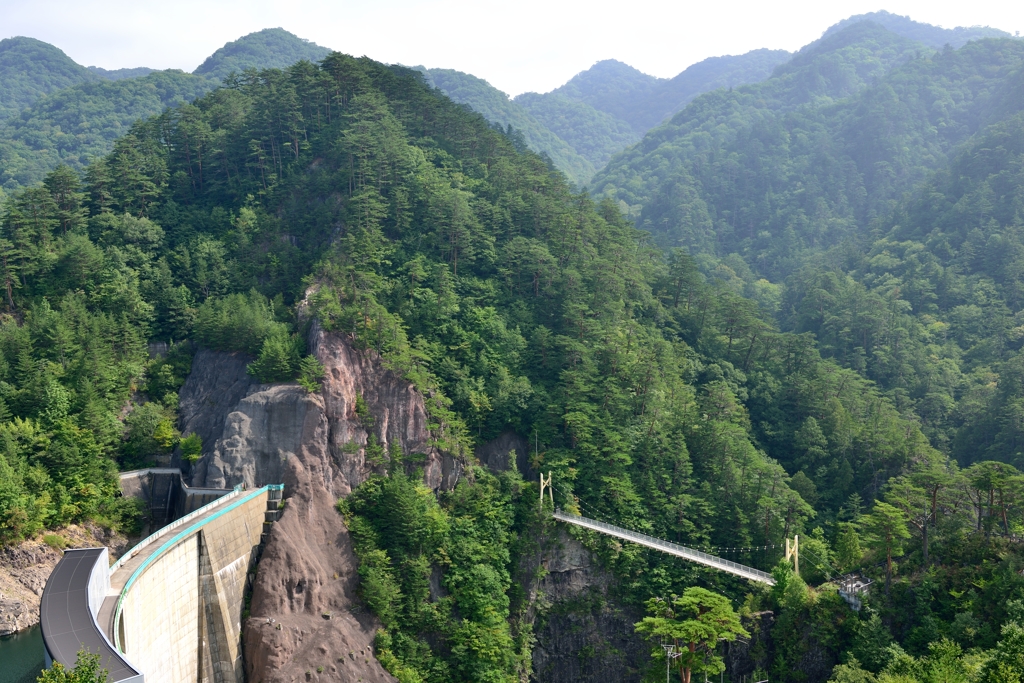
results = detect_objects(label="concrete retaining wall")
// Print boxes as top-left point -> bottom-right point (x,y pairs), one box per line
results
119,469 -> 234,530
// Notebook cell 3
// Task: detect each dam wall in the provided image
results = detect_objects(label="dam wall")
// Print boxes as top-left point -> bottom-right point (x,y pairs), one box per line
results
113,486 -> 277,683
41,484 -> 282,683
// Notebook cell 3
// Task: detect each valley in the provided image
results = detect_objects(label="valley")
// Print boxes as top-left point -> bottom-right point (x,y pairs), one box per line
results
1,8 -> 1024,683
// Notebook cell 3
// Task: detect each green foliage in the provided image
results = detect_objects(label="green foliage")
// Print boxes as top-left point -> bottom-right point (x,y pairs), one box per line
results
37,649 -> 108,683
852,613 -> 896,673
193,29 -> 331,81
41,533 -> 66,549
634,587 -> 748,682
297,355 -> 325,392
121,402 -> 177,468
178,433 -> 202,463
341,467 -> 522,682
246,332 -> 301,383
193,290 -> 289,355
835,523 -> 863,571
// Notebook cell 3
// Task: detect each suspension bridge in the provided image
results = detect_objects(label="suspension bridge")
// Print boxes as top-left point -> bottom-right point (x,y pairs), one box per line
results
552,509 -> 777,584
540,472 -> 840,590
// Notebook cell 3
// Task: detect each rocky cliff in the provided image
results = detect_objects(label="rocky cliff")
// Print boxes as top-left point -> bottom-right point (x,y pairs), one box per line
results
513,523 -> 647,683
180,325 -> 464,682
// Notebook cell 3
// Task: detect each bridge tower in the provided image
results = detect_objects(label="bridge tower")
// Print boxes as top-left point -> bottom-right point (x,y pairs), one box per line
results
785,535 -> 799,575
539,472 -> 553,508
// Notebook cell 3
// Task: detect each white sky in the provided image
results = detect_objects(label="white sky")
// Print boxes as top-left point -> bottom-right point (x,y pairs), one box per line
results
1,0 -> 1022,96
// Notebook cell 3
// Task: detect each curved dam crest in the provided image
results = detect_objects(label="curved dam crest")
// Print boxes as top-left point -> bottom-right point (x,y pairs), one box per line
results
40,482 -> 283,683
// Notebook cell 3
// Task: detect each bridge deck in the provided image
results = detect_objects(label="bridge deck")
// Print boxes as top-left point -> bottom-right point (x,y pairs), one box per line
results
552,510 -> 775,585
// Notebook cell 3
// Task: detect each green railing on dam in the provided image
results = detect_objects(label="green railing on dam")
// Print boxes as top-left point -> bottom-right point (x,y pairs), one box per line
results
108,483 -> 283,683
41,481 -> 282,683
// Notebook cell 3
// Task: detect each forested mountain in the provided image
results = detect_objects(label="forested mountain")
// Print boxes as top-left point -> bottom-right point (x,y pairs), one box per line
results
519,49 -> 791,136
825,10 -> 1013,48
628,48 -> 792,131
564,18 -> 1024,680
414,67 -> 597,184
540,58 -> 661,127
420,50 -> 792,183
192,27 -> 332,80
4,12 -> 1024,683
0,29 -> 335,198
0,70 -> 217,193
593,21 -> 1024,227
0,37 -> 100,121
514,89 -> 641,170
0,44 -> 996,682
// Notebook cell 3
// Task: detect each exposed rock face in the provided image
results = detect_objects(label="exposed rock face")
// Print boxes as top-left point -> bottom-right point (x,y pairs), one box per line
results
197,384 -> 321,490
0,525 -> 129,636
475,430 -> 531,477
181,325 -> 465,682
518,527 -> 647,683
310,322 -> 462,492
188,324 -> 462,493
724,611 -> 774,681
178,348 -> 255,475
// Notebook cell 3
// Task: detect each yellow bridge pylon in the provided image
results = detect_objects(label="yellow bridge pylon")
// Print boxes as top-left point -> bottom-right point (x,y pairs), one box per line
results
539,471 -> 554,508
785,534 -> 799,574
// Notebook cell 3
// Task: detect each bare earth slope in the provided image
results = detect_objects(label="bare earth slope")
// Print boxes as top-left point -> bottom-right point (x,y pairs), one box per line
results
182,325 -> 464,682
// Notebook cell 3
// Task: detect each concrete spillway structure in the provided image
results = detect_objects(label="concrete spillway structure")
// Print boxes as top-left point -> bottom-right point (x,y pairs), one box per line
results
41,483 -> 283,683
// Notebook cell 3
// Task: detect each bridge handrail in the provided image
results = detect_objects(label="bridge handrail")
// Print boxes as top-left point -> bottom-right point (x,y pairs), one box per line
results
109,484 -> 244,575
111,485 -> 275,654
552,510 -> 775,584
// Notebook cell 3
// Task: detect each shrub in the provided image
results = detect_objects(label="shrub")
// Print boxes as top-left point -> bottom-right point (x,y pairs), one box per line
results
42,534 -> 66,550
298,355 -> 326,392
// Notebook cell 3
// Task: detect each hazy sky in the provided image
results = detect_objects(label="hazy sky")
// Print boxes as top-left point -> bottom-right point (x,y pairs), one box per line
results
2,0 -> 1023,96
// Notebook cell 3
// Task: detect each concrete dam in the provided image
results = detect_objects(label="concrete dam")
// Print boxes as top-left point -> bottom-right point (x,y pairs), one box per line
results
40,474 -> 283,683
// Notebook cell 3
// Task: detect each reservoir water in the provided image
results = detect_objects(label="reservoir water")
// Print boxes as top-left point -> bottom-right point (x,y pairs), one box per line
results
0,625 -> 45,683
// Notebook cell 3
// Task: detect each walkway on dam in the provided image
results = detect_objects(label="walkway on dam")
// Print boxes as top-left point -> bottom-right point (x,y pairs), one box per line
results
96,486 -> 251,647
41,484 -> 280,683
552,510 -> 776,585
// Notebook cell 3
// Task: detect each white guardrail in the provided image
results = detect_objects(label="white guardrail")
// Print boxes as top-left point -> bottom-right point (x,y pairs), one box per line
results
108,486 -> 244,575
552,510 -> 776,585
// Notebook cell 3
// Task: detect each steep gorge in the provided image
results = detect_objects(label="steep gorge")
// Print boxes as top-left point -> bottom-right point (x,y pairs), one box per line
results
179,326 -> 655,683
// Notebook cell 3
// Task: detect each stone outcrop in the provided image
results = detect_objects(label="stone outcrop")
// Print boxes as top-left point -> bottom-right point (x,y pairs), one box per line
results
517,527 -> 647,683
178,348 -> 256,475
0,525 -> 129,637
475,430 -> 532,477
180,324 -> 465,682
187,324 -> 462,493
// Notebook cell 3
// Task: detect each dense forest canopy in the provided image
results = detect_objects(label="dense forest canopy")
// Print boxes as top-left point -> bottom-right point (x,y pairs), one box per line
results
0,37 -> 102,121
0,28 -> 336,198
2,11 -> 1024,683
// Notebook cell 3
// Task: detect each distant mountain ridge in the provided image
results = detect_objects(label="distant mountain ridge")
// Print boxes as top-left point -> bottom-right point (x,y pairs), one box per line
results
420,48 -> 793,184
1,13 -> 1020,195
193,27 -> 332,81
0,37 -> 100,121
824,10 -> 1013,48
0,28 -> 343,196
